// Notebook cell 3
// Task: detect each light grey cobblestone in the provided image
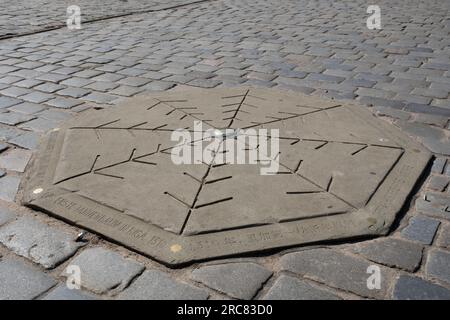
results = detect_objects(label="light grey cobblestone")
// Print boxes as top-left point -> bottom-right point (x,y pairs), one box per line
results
0,216 -> 84,268
62,247 -> 144,294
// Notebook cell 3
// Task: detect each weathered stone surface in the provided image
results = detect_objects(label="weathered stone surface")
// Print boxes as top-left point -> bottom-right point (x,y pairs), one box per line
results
191,262 -> 272,299
0,205 -> 16,226
0,216 -> 84,268
63,247 -> 144,294
0,174 -> 21,202
352,238 -> 423,271
8,131 -> 40,150
395,120 -> 450,155
416,193 -> 450,220
0,258 -> 56,300
0,148 -> 32,172
426,249 -> 450,285
393,275 -> 450,300
279,248 -> 395,299
262,275 -> 340,300
118,270 -> 209,300
428,175 -> 450,192
42,285 -> 97,300
401,215 -> 441,244
21,87 -> 430,265
437,223 -> 450,248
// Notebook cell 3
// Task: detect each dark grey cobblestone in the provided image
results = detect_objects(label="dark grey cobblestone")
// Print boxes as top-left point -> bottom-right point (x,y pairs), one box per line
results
279,248 -> 395,299
262,275 -> 340,300
191,262 -> 272,299
118,270 -> 209,300
402,215 -> 441,245
393,275 -> 450,300
426,249 -> 450,285
352,238 -> 423,272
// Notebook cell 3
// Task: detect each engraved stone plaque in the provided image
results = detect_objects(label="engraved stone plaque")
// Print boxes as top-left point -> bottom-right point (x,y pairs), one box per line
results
21,87 -> 431,266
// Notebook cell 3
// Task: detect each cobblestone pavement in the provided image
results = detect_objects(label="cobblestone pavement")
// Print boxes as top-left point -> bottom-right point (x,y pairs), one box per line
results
0,0 -> 450,300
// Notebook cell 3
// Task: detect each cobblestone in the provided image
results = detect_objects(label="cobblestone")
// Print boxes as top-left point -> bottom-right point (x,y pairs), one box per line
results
0,148 -> 32,172
426,249 -> 450,285
262,275 -> 340,300
0,216 -> 84,269
42,285 -> 97,300
0,258 -> 56,300
279,248 -> 395,299
118,270 -> 209,300
62,247 -> 144,294
0,175 -> 21,202
0,205 -> 16,226
352,238 -> 423,272
401,215 -> 441,245
393,275 -> 450,300
191,262 -> 272,299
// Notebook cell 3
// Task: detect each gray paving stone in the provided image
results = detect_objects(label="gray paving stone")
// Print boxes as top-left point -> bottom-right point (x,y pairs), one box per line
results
142,81 -> 175,92
0,96 -> 21,109
0,216 -> 83,268
0,148 -> 32,172
8,102 -> 45,114
60,77 -> 94,87
426,249 -> 450,284
0,169 -> 4,178
82,92 -> 119,104
8,131 -> 40,150
414,113 -> 448,128
428,175 -> 450,192
0,174 -> 21,202
437,223 -> 450,248
109,85 -> 144,97
352,238 -> 423,271
358,96 -> 404,109
43,285 -> 97,300
0,205 -> 16,226
191,262 -> 272,299
14,79 -> 44,89
45,97 -> 83,109
21,91 -> 54,104
432,158 -> 448,174
0,258 -> 56,300
374,106 -> 410,120
36,73 -> 70,83
403,103 -> 450,117
402,215 -> 441,245
416,192 -> 450,220
118,270 -> 209,300
280,248 -> 394,299
18,117 -> 60,132
395,120 -> 450,155
262,275 -> 340,300
393,275 -> 450,300
307,73 -> 345,83
34,82 -> 65,93
0,112 -> 35,125
56,87 -> 90,98
0,86 -> 32,97
117,76 -> 151,87
63,247 -> 144,294
84,82 -> 118,92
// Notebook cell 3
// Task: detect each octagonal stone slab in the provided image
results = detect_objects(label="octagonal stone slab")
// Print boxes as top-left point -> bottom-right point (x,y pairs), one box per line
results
20,87 -> 431,266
